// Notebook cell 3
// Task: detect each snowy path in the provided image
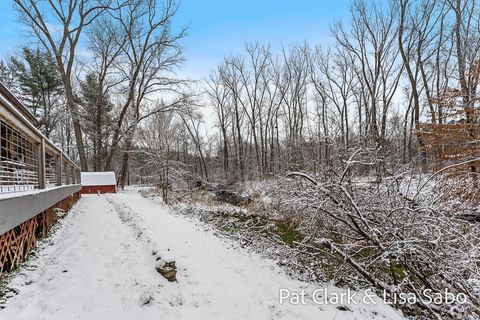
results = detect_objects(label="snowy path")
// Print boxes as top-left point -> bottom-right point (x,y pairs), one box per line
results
0,190 -> 403,320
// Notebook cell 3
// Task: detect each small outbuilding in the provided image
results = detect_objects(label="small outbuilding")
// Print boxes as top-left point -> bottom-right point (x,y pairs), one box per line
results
80,172 -> 117,194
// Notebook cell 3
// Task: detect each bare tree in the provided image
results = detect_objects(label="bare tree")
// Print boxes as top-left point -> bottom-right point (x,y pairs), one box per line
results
179,107 -> 209,182
95,0 -> 187,188
207,68 -> 232,180
13,0 -> 120,170
311,44 -> 356,149
332,0 -> 402,145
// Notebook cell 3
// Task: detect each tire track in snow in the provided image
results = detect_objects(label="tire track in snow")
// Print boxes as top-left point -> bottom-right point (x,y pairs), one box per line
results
0,195 -> 183,320
105,190 -> 405,320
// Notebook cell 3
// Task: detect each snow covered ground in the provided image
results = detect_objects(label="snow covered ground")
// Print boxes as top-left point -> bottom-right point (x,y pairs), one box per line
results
0,189 -> 404,320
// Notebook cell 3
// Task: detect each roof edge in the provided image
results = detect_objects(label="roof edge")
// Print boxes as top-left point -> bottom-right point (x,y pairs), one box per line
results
0,81 -> 39,125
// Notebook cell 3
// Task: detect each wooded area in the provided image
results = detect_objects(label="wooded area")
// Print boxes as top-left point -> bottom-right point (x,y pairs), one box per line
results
1,0 -> 477,191
1,0 -> 480,318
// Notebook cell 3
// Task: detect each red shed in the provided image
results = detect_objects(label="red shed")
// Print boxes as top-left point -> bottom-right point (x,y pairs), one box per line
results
81,172 -> 117,194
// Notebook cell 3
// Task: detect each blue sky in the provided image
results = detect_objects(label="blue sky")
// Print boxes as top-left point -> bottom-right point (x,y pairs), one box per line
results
0,0 -> 351,79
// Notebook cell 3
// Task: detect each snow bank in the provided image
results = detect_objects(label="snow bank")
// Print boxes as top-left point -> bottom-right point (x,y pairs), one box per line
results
0,190 -> 404,320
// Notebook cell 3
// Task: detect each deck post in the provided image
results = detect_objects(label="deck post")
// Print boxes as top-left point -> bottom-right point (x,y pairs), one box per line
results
56,154 -> 63,186
65,162 -> 70,185
37,138 -> 46,189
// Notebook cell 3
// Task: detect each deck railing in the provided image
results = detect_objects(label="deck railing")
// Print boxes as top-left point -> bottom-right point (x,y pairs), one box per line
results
0,84 -> 80,195
0,83 -> 82,272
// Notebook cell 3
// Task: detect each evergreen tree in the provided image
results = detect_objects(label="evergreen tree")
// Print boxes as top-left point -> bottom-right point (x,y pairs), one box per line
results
9,47 -> 63,138
0,60 -> 16,88
78,72 -> 114,171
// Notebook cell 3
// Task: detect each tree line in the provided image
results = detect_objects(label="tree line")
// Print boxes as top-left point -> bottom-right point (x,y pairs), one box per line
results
1,0 -> 479,189
198,0 -> 480,185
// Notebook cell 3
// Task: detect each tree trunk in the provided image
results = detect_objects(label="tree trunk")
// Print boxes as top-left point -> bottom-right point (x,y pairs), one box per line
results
118,130 -> 134,189
64,78 -> 88,171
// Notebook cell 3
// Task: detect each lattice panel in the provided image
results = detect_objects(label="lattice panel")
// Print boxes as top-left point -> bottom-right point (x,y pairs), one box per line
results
0,192 -> 81,273
0,217 -> 37,272
38,209 -> 57,237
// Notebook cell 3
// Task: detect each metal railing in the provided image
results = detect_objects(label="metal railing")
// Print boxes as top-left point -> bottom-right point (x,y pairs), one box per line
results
0,84 -> 80,195
45,152 -> 57,188
0,118 -> 39,193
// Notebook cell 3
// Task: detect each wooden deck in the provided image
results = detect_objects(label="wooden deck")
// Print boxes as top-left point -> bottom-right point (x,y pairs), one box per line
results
0,82 -> 81,272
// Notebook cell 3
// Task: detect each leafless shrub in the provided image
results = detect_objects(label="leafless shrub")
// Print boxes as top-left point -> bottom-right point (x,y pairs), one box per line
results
269,151 -> 480,319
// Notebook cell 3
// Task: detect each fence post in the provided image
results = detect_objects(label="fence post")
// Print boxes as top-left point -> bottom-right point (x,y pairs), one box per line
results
37,138 -> 46,189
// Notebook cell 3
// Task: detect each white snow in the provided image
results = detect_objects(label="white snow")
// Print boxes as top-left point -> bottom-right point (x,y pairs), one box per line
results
80,171 -> 116,186
0,185 -> 77,200
0,189 -> 404,320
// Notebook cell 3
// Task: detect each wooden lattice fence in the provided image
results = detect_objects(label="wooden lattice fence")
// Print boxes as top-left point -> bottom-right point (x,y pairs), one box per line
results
0,217 -> 37,272
0,192 -> 80,272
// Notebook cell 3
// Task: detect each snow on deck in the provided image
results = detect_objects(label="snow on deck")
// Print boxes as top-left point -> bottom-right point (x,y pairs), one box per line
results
0,185 -> 75,200
0,190 -> 404,320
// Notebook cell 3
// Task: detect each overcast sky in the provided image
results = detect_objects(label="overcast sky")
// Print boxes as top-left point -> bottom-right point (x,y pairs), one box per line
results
0,0 -> 351,80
